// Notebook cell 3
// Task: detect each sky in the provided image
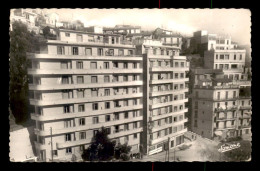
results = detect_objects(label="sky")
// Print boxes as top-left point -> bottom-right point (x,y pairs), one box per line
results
41,9 -> 251,45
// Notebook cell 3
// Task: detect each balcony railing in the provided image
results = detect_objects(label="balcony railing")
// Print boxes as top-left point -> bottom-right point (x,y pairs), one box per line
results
215,106 -> 238,112
194,84 -> 239,89
239,106 -> 252,110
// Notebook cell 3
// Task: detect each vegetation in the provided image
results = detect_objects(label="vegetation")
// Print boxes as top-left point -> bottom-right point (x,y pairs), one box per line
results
222,140 -> 251,161
9,21 -> 39,124
81,127 -> 132,161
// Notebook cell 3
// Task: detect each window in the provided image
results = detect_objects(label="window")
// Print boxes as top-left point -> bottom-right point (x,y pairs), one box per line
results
124,124 -> 129,130
66,148 -> 72,154
157,131 -> 161,137
78,104 -> 85,112
105,115 -> 110,122
133,122 -> 138,129
64,120 -> 72,128
113,62 -> 118,68
62,76 -> 69,84
90,62 -> 97,69
105,102 -> 110,109
118,49 -> 124,56
216,54 -> 218,59
61,62 -> 68,69
128,50 -> 133,56
64,105 -> 72,113
91,89 -> 98,97
57,46 -> 65,55
98,48 -> 103,56
79,118 -> 85,125
241,101 -> 244,106
76,61 -> 83,69
134,133 -> 138,139
114,113 -> 119,120
220,55 -> 224,60
77,89 -> 84,98
133,63 -> 137,68
181,62 -> 185,67
173,117 -> 177,122
233,91 -> 237,98
225,54 -> 229,60
180,73 -> 184,78
153,49 -> 157,55
65,134 -> 71,141
104,62 -> 109,69
123,75 -> 128,82
52,150 -> 58,157
124,112 -> 128,119
103,75 -> 110,83
77,34 -> 83,42
171,140 -> 174,147
79,132 -> 86,140
77,76 -> 84,84
240,54 -> 242,60
72,47 -> 78,55
65,33 -> 70,37
104,89 -> 110,96
92,103 -> 98,110
133,111 -> 137,117
133,99 -> 137,105
114,101 -> 120,107
123,100 -> 128,106
217,92 -> 220,100
105,127 -> 111,134
91,76 -> 98,83
175,62 -> 179,67
175,73 -> 178,79
93,117 -> 99,124
123,62 -> 128,69
133,75 -> 138,81
85,48 -> 92,56
225,91 -> 229,99
234,55 -> 236,60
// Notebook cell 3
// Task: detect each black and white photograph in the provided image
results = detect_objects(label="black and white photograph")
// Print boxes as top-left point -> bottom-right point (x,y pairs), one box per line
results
9,8 -> 251,162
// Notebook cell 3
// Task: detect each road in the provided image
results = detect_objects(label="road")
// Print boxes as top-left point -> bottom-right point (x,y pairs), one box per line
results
132,138 -> 220,162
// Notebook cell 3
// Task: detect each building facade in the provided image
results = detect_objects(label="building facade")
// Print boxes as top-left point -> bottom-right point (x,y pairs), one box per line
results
136,39 -> 189,155
27,29 -> 144,161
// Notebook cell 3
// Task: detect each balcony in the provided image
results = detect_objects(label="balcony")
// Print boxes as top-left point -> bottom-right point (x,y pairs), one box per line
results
149,88 -> 188,97
149,128 -> 187,145
34,141 -> 49,150
57,138 -> 92,149
109,127 -> 143,139
149,98 -> 188,109
215,116 -> 236,121
238,125 -> 251,129
28,80 -> 143,91
194,84 -> 239,90
28,68 -> 142,75
27,53 -> 143,61
239,106 -> 252,110
149,118 -> 188,133
215,106 -> 238,112
149,66 -> 189,72
149,108 -> 188,121
31,104 -> 143,121
214,125 -> 236,131
29,93 -> 142,106
33,116 -> 143,136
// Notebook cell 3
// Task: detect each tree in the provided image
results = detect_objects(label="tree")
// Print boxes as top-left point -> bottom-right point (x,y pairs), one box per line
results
9,21 -> 38,124
81,127 -> 116,161
114,143 -> 132,161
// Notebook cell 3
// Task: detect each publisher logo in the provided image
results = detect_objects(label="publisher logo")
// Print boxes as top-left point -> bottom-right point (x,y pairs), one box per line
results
218,143 -> 241,153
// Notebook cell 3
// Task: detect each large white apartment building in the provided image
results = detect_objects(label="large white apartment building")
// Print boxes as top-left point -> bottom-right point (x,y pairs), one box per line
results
27,28 -> 189,161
